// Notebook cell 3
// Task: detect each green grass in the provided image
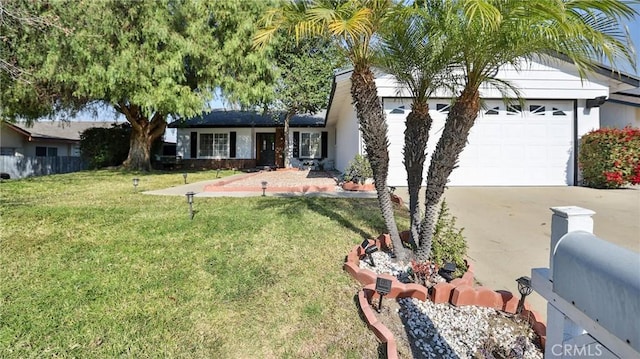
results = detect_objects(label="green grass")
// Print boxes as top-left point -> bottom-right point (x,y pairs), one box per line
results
0,169 -> 409,358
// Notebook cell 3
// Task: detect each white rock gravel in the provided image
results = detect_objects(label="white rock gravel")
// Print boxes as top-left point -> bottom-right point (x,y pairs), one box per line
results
358,251 -> 543,359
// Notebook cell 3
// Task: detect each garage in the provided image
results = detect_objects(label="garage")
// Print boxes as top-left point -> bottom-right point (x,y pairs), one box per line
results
384,98 -> 575,186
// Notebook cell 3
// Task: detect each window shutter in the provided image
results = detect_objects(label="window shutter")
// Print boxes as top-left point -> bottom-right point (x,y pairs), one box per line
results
293,131 -> 300,158
190,132 -> 197,159
229,131 -> 236,158
321,131 -> 328,159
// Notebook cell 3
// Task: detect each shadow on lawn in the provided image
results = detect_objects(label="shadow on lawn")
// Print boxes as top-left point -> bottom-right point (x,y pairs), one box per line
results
252,197 -> 387,240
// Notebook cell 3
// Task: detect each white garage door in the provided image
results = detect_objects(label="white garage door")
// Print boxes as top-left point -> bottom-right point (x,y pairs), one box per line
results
384,99 -> 574,186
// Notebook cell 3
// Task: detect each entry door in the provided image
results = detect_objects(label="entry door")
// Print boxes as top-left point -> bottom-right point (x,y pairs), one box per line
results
256,133 -> 276,166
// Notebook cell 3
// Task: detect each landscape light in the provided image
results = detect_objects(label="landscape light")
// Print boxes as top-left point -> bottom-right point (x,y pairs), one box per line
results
439,262 -> 457,282
516,276 -> 533,314
185,191 -> 195,220
133,178 -> 139,192
216,168 -> 220,178
375,277 -> 392,312
261,181 -> 268,197
182,172 -> 188,184
364,244 -> 379,267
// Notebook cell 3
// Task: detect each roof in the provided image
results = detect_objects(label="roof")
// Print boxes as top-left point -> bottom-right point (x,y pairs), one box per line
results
4,121 -> 118,142
168,110 -> 327,128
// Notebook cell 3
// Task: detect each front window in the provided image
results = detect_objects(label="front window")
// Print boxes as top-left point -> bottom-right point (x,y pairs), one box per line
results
199,133 -> 228,158
300,132 -> 321,158
35,146 -> 57,157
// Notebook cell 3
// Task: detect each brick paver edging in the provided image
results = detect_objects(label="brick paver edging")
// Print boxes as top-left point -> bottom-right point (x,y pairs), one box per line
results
344,233 -> 547,358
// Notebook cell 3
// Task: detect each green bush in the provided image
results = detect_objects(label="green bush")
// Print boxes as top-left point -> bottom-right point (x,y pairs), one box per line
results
342,154 -> 373,184
431,200 -> 467,276
80,124 -> 131,169
579,127 -> 640,189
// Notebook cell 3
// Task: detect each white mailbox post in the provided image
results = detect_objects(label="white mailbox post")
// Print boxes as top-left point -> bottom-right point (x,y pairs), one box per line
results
531,206 -> 640,359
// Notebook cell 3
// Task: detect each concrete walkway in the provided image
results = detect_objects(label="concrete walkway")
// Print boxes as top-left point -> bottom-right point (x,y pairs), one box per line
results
142,172 -> 377,199
395,186 -> 640,319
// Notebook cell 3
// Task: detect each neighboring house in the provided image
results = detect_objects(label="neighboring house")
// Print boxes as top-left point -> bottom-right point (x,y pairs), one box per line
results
0,121 -> 116,157
600,87 -> 640,129
172,58 -> 639,187
169,110 -> 332,169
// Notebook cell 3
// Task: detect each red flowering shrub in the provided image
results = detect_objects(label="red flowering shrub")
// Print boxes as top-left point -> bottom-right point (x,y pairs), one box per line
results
579,127 -> 640,188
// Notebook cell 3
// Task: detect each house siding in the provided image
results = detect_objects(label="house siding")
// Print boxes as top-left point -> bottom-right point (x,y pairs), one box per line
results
0,125 -> 25,156
334,104 -> 360,172
600,101 -> 640,129
375,60 -> 610,100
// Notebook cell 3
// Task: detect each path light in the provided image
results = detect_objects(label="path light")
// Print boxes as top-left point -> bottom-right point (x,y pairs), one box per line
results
439,262 -> 457,282
185,191 -> 195,220
216,168 -> 220,178
375,277 -> 392,312
365,244 -> 379,267
516,276 -> 533,314
261,181 -> 267,197
133,178 -> 139,192
182,172 -> 188,184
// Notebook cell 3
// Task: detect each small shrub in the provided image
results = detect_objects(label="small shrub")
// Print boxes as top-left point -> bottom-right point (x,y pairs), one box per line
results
80,124 -> 131,169
342,154 -> 373,184
579,127 -> 640,189
430,200 -> 467,277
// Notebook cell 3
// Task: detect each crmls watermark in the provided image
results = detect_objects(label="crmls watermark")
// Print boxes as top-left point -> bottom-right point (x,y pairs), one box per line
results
551,344 -> 604,357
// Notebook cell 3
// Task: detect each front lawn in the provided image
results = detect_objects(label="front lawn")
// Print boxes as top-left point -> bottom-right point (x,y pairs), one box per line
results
0,170 -> 408,358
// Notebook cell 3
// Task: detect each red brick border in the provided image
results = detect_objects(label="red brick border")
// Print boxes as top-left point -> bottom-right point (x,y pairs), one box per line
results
344,232 -> 547,358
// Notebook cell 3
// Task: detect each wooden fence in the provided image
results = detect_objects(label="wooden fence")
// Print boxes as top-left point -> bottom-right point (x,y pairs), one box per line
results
0,156 -> 87,179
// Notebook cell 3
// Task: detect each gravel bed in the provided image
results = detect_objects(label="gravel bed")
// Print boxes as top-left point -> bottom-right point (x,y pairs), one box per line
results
358,251 -> 543,359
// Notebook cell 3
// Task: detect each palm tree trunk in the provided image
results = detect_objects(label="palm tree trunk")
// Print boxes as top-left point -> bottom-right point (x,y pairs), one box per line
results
404,102 -> 432,248
417,87 -> 480,261
351,66 -> 408,262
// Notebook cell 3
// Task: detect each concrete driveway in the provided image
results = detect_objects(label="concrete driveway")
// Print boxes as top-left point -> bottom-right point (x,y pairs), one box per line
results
396,186 -> 640,319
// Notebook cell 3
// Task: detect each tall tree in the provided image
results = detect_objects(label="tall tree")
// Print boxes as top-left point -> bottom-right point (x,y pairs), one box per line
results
415,0 -> 637,261
256,0 -> 410,261
375,3 -> 456,248
0,0 -> 276,171
270,35 -> 343,168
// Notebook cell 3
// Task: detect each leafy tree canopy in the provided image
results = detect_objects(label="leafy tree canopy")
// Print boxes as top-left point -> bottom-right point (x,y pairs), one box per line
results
1,0 -> 277,170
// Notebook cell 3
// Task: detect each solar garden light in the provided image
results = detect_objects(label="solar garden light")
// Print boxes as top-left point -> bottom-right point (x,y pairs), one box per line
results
182,172 -> 188,184
375,277 -> 392,312
216,168 -> 220,178
439,262 -> 457,282
185,191 -> 195,220
364,244 -> 379,267
516,276 -> 533,314
132,178 -> 139,192
261,181 -> 268,197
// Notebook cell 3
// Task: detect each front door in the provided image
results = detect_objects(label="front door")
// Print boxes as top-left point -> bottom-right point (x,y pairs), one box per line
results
256,133 -> 276,166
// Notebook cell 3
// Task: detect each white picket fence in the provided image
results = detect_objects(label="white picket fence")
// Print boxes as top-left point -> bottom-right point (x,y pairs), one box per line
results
531,206 -> 640,358
0,156 -> 87,179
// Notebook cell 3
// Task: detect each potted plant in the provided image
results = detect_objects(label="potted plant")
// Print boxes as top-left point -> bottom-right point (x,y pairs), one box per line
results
342,154 -> 375,191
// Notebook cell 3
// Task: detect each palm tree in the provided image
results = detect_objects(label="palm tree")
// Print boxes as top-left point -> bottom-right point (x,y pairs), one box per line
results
256,0 -> 410,261
375,3 -> 458,249
416,0 -> 637,261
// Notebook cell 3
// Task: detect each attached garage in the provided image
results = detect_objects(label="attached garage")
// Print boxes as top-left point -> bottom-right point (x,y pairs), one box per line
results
325,60 -> 639,187
384,98 -> 575,186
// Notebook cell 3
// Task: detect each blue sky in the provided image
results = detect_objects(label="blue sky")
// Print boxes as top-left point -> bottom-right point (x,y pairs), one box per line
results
626,5 -> 639,75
